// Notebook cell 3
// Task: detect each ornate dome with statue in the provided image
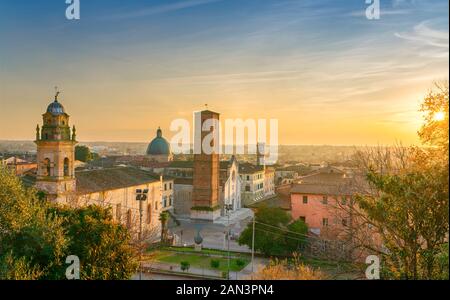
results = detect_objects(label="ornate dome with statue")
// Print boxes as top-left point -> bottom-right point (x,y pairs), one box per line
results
146,127 -> 173,162
46,99 -> 66,115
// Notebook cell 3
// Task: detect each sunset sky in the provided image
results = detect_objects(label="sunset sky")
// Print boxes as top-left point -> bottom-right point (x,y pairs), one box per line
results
0,0 -> 448,145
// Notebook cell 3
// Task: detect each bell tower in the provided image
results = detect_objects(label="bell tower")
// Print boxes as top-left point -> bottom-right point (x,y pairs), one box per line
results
191,109 -> 221,221
35,91 -> 77,203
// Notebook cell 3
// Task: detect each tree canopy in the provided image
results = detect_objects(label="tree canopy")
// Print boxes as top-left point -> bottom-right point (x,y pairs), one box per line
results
0,166 -> 138,280
238,206 -> 308,256
354,82 -> 449,279
75,145 -> 98,162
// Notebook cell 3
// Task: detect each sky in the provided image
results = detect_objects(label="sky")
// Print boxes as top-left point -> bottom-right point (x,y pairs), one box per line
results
0,0 -> 448,145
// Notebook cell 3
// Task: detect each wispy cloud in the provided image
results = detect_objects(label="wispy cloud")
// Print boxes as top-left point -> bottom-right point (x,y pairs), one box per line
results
395,21 -> 449,58
392,0 -> 417,8
347,9 -> 411,18
103,0 -> 223,20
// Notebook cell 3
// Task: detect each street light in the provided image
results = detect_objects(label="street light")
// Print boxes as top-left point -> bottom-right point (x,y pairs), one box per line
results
224,203 -> 233,280
136,188 -> 148,280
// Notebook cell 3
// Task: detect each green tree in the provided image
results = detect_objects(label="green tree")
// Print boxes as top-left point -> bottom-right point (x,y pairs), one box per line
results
285,219 -> 308,253
210,259 -> 220,269
0,166 -> 68,279
0,166 -> 138,280
75,145 -> 93,162
180,261 -> 190,272
0,253 -> 44,280
159,211 -> 169,244
51,205 -> 138,280
354,82 -> 449,279
357,169 -> 448,279
238,206 -> 308,256
418,82 -> 449,152
435,243 -> 449,280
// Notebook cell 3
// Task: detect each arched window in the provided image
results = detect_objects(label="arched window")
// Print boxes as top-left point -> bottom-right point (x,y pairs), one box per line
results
64,158 -> 70,176
43,158 -> 51,176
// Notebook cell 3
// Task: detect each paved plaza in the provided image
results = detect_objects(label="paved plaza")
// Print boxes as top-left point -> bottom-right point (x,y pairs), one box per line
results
170,209 -> 254,252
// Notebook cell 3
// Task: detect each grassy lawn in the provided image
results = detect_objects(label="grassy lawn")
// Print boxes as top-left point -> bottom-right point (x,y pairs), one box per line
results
159,246 -> 248,257
151,250 -> 250,272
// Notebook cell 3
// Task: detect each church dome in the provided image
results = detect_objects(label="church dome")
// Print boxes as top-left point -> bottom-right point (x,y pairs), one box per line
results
46,100 -> 66,115
146,128 -> 171,155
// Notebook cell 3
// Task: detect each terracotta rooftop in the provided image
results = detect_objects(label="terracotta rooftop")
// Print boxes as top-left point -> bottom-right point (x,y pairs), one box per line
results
290,183 -> 351,195
21,174 -> 37,188
239,163 -> 265,174
265,167 -> 275,174
173,177 -> 194,185
76,167 -> 159,194
21,167 -> 163,193
168,159 -> 234,170
289,165 -> 370,196
167,160 -> 194,168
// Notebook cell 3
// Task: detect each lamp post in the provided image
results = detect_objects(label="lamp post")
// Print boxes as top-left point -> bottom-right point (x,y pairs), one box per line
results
136,188 -> 149,280
224,203 -> 233,280
251,215 -> 255,278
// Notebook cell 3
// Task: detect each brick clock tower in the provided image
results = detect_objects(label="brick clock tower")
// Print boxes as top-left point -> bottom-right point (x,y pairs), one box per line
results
191,110 -> 221,221
35,92 -> 77,203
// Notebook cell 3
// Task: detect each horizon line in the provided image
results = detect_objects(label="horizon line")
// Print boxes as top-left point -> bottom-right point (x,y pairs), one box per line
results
0,139 -> 420,148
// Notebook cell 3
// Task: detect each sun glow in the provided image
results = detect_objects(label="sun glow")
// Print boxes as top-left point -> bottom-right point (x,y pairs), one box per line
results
433,111 -> 446,121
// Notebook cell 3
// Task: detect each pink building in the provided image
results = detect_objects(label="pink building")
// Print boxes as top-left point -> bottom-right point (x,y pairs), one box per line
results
290,166 -> 383,261
290,166 -> 353,238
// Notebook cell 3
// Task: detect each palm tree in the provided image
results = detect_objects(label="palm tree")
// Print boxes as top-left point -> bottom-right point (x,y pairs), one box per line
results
159,211 -> 169,244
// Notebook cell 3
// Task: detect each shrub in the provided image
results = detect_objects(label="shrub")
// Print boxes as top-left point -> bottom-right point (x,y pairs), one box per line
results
180,261 -> 190,272
222,271 -> 229,279
253,256 -> 326,280
236,259 -> 246,268
210,259 -> 220,269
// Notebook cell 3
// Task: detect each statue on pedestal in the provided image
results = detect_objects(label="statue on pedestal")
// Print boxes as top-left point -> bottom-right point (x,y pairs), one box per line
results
194,228 -> 203,251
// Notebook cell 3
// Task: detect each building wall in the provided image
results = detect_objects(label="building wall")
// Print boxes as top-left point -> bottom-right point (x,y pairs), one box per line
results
35,141 -> 77,202
165,167 -> 193,178
291,192 -> 383,260
162,178 -> 174,211
6,163 -> 37,175
240,170 -> 265,205
76,181 -> 162,240
264,169 -> 275,197
148,153 -> 173,163
221,159 -> 241,213
173,183 -> 193,216
291,193 -> 350,236
275,170 -> 298,185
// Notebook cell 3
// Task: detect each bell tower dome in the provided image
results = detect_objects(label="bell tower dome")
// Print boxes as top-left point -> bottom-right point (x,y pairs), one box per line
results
35,91 -> 77,203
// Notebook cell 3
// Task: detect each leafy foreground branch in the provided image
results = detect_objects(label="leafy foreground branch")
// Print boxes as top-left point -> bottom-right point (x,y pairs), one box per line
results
352,82 -> 449,279
252,254 -> 326,280
0,166 -> 138,280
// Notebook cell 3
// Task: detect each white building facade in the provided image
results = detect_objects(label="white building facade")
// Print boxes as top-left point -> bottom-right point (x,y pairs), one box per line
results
239,163 -> 265,205
221,156 -> 242,213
